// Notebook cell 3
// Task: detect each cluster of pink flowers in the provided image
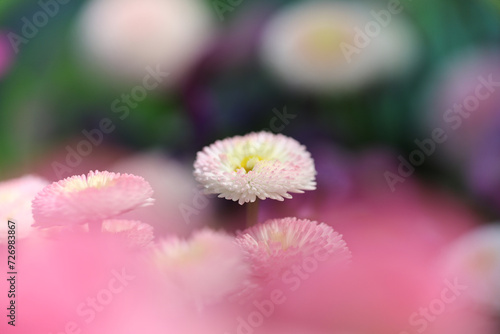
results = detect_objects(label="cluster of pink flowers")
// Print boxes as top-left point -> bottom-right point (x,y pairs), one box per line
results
0,132 -> 498,334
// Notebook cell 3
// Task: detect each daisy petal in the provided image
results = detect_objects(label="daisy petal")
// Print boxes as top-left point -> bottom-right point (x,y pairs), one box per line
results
32,170 -> 154,227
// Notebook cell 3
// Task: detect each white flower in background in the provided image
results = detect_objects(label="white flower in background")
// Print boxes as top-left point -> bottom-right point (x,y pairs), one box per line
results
259,1 -> 420,93
0,175 -> 49,243
75,0 -> 215,85
439,224 -> 500,311
194,132 -> 316,204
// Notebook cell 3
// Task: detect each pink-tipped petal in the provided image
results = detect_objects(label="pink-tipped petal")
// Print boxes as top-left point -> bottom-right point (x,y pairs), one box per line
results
32,170 -> 154,227
236,217 -> 351,283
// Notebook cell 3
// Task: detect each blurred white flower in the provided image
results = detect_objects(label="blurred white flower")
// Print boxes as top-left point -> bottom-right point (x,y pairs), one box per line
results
259,1 -> 420,93
439,224 -> 500,312
75,0 -> 215,85
151,229 -> 249,305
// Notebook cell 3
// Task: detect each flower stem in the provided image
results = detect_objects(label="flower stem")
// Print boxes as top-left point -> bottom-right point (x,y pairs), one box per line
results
246,199 -> 260,227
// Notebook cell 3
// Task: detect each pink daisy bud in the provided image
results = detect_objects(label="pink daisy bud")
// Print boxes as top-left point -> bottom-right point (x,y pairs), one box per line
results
0,175 -> 49,243
194,132 -> 316,205
151,229 -> 249,306
236,217 -> 351,283
32,170 -> 154,228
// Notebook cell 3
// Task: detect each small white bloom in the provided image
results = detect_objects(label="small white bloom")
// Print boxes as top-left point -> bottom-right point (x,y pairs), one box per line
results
194,132 -> 316,204
259,1 -> 420,93
439,224 -> 500,311
75,0 -> 214,85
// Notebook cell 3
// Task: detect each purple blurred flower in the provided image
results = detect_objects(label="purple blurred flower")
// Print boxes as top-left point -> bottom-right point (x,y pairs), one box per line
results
0,31 -> 13,78
423,48 -> 500,167
467,112 -> 500,210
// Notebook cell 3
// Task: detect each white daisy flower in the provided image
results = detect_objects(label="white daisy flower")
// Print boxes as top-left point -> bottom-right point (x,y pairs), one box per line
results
193,131 -> 316,204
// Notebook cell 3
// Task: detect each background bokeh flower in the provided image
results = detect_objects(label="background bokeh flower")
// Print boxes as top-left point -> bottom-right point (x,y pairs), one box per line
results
422,48 -> 500,167
466,113 -> 500,212
75,0 -> 215,86
0,31 -> 12,78
259,1 -> 420,93
439,224 -> 500,312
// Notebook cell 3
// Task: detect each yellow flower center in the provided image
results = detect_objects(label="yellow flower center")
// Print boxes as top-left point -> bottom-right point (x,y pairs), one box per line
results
468,248 -> 498,274
263,228 -> 304,252
62,175 -> 116,192
269,231 -> 291,250
161,241 -> 208,268
299,24 -> 350,63
0,192 -> 18,203
236,156 -> 264,173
